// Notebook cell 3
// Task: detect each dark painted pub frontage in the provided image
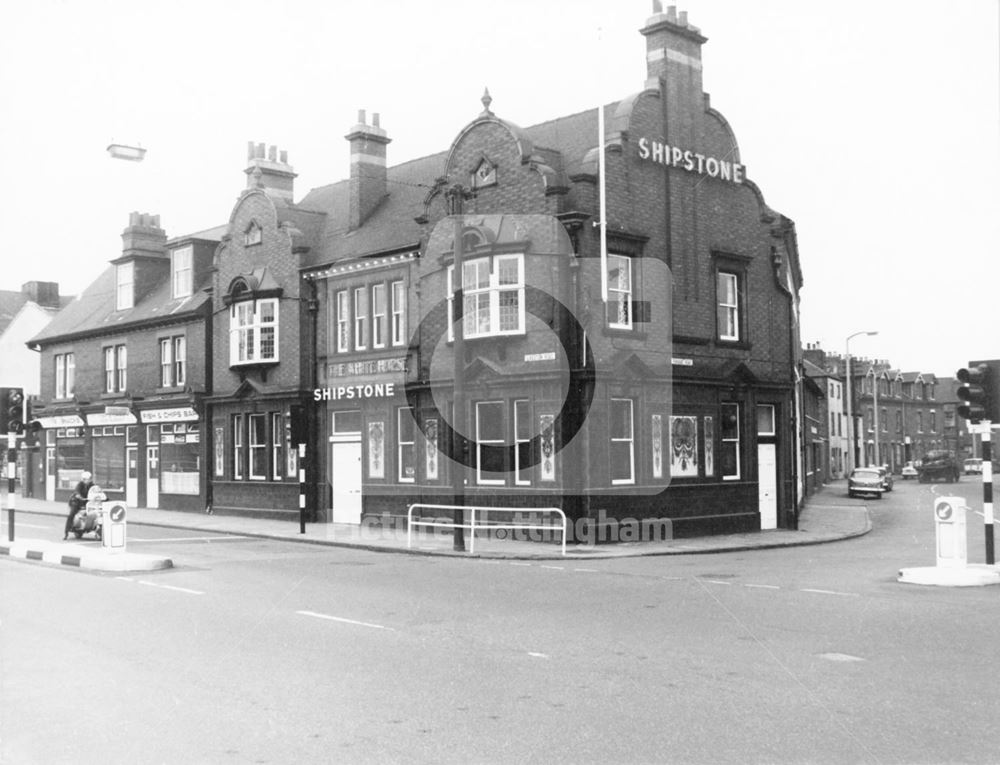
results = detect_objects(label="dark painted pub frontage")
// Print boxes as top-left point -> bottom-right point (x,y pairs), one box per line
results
27,5 -> 804,538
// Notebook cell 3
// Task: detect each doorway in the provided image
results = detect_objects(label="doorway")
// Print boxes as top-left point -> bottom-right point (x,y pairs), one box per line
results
330,438 -> 362,523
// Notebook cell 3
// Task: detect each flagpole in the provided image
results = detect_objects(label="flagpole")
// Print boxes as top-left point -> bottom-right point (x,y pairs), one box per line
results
598,97 -> 608,305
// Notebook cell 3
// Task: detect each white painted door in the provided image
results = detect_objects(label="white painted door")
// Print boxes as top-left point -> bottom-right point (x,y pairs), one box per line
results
126,447 -> 139,508
758,443 -> 778,530
45,447 -> 55,501
146,446 -> 159,509
331,440 -> 362,523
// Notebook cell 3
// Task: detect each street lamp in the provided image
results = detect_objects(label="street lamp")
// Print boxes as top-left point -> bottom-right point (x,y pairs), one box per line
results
845,330 -> 878,474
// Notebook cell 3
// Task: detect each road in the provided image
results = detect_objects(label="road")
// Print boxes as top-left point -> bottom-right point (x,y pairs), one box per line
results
2,478 -> 998,764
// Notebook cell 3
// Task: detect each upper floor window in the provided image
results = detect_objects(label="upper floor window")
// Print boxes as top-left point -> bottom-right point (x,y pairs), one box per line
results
353,287 -> 368,350
607,254 -> 632,330
372,284 -> 387,349
171,246 -> 193,299
244,221 -> 262,246
336,291 -> 350,353
230,298 -> 278,365
116,262 -> 134,311
930,411 -> 937,433
391,280 -> 406,346
160,336 -> 186,388
55,352 -> 75,399
716,271 -> 740,342
104,344 -> 127,393
447,254 -> 525,340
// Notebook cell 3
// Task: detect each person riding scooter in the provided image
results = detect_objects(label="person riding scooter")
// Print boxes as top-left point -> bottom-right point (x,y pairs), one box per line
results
69,483 -> 107,540
63,471 -> 93,540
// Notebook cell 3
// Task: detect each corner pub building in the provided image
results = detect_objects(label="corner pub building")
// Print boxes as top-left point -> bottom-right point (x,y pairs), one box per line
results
288,3 -> 805,538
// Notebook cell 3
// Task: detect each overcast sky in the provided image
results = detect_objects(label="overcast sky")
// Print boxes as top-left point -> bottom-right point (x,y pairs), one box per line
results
1,0 -> 997,377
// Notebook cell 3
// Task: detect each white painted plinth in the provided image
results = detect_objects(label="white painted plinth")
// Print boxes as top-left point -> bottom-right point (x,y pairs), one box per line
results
898,564 -> 1000,587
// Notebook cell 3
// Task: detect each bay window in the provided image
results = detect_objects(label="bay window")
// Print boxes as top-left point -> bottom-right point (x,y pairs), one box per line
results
230,298 -> 278,364
447,254 -> 525,340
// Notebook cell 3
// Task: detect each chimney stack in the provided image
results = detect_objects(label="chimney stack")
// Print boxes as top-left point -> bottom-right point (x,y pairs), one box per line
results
245,142 -> 297,201
345,110 -> 391,229
21,281 -> 60,308
641,4 -> 707,92
120,212 -> 167,259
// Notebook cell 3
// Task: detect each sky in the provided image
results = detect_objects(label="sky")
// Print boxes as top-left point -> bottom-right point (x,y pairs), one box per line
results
1,0 -> 997,378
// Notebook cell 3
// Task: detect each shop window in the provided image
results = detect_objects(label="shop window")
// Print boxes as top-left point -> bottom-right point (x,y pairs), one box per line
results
230,298 -> 278,365
104,344 -> 127,393
353,287 -> 367,350
55,352 -> 75,399
610,399 -> 635,485
397,408 -> 416,483
248,414 -> 267,480
160,423 -> 200,495
160,336 -> 186,388
720,403 -> 741,480
55,430 -> 84,490
514,400 -> 531,486
92,427 -> 125,492
447,254 -> 525,340
171,246 -> 193,299
391,280 -> 406,346
336,291 -> 350,353
232,415 -> 244,479
372,284 -> 387,348
607,254 -> 632,330
116,262 -> 134,311
475,401 -> 505,485
272,413 -> 283,480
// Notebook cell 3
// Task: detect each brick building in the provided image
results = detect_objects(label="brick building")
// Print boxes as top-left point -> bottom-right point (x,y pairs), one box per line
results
28,213 -> 221,510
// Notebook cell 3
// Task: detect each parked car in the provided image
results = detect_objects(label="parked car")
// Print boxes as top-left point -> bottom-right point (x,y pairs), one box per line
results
877,466 -> 894,492
918,450 -> 961,483
848,467 -> 885,499
901,461 -> 918,479
963,458 -> 983,475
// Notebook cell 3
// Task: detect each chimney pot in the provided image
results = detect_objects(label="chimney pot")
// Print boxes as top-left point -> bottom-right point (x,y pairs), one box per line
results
279,149 -> 288,163
679,10 -> 688,25
667,5 -> 677,22
373,112 -> 380,129
357,109 -> 366,125
268,145 -> 277,161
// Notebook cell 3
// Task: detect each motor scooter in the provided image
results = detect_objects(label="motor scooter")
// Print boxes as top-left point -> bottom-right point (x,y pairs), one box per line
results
70,485 -> 107,540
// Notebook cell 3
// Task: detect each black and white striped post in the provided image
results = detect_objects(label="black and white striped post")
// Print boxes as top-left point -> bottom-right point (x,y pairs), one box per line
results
6,434 -> 15,542
298,443 -> 307,535
982,423 -> 993,565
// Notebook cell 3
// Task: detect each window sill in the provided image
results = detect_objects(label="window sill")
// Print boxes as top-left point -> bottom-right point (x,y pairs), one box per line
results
715,339 -> 752,351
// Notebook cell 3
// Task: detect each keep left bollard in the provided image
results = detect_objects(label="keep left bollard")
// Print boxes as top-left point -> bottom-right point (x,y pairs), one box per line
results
102,501 -> 127,553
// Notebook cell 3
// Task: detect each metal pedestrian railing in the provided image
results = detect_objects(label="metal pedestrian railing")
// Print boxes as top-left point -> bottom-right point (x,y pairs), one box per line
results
406,503 -> 567,556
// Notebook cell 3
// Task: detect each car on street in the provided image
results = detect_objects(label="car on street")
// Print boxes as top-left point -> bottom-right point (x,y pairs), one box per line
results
964,458 -> 983,475
848,467 -> 885,499
917,450 -> 961,483
901,461 -> 918,479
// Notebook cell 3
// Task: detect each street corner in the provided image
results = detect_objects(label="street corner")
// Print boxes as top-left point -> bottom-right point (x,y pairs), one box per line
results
0,538 -> 173,573
898,564 -> 1000,587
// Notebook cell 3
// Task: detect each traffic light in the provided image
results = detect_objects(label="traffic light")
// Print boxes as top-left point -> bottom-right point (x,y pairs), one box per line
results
957,361 -> 998,424
285,405 -> 307,445
0,387 -> 25,434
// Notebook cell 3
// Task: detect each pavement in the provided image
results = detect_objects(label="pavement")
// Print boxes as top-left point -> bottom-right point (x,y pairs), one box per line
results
0,480 -> 873,573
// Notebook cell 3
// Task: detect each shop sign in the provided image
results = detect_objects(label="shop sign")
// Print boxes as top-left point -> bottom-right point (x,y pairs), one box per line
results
313,383 -> 397,402
87,411 -> 137,426
637,137 -> 745,184
327,358 -> 407,378
525,352 -> 556,362
140,407 -> 199,424
35,414 -> 85,428
671,358 -> 694,366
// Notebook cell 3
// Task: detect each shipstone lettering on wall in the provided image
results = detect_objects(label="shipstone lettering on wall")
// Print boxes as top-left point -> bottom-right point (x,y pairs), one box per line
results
540,414 -> 555,482
368,421 -> 385,479
425,418 -> 439,480
670,416 -> 698,478
652,414 -> 663,479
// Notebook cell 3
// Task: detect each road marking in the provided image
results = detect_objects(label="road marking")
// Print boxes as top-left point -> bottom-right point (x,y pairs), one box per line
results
573,568 -> 599,573
703,580 -> 733,586
540,565 -> 564,571
296,610 -> 394,631
128,536 -> 253,543
818,652 -> 866,663
137,580 -> 204,595
509,562 -> 532,567
744,584 -> 780,590
801,588 -> 858,597
527,652 -> 549,659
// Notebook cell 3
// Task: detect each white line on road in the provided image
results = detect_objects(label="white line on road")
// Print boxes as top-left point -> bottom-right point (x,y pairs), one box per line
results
744,584 -> 781,590
137,580 -> 204,595
573,568 -> 599,573
527,652 -> 549,659
540,565 -> 564,571
800,588 -> 859,597
296,610 -> 394,631
509,562 -> 532,567
703,580 -> 733,586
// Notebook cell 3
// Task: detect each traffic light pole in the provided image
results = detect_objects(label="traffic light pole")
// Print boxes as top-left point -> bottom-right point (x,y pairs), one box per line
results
6,433 -> 15,542
982,424 -> 993,565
